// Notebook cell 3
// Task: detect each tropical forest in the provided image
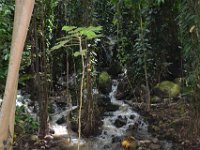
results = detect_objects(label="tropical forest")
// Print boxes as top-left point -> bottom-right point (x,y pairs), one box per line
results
0,0 -> 200,150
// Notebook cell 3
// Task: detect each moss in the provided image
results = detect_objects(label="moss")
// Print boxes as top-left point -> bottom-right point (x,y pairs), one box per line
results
154,81 -> 180,98
98,71 -> 111,94
99,71 -> 111,85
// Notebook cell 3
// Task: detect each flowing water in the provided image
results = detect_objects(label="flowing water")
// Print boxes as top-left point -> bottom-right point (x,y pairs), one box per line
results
85,80 -> 149,150
3,79 -> 173,149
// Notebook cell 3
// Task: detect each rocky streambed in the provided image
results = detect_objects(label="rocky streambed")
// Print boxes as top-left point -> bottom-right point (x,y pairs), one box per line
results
10,79 -> 181,150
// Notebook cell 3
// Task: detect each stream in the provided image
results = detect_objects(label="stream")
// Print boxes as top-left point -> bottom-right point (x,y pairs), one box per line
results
1,79 -> 173,150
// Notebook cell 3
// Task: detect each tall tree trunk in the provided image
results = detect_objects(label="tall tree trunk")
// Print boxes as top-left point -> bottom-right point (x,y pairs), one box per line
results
0,0 -> 34,149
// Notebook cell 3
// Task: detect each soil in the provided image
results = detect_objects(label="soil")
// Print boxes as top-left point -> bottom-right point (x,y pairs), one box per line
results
134,98 -> 200,150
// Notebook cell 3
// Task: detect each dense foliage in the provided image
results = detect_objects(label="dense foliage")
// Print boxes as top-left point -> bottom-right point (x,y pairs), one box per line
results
1,0 -> 200,143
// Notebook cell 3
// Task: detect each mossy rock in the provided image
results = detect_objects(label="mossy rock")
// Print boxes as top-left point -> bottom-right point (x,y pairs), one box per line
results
154,81 -> 180,98
98,71 -> 112,94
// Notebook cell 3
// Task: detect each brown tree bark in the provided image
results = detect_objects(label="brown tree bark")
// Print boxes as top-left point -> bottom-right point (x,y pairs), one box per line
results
0,0 -> 35,149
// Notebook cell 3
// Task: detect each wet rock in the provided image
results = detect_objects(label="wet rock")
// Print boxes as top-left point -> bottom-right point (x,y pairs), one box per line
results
56,116 -> 66,124
126,125 -> 137,136
116,78 -> 133,100
149,143 -> 161,150
112,136 -> 122,143
103,144 -> 110,149
56,102 -> 67,110
114,116 -> 127,128
105,104 -> 119,112
130,115 -> 136,120
49,128 -> 55,134
96,94 -> 111,107
28,100 -> 35,107
152,137 -> 159,144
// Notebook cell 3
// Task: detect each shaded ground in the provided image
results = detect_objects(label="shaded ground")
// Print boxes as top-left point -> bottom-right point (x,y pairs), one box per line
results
134,98 -> 200,150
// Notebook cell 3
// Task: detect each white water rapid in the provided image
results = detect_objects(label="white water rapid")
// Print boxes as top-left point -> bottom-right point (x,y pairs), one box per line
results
4,80 -> 173,150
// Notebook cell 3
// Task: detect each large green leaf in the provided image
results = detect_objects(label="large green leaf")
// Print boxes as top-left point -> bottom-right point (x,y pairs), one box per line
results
62,26 -> 77,32
74,49 -> 87,57
50,40 -> 70,51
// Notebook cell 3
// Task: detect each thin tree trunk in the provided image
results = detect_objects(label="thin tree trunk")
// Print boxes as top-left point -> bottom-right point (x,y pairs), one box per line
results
139,3 -> 150,112
78,37 -> 85,150
0,0 -> 35,149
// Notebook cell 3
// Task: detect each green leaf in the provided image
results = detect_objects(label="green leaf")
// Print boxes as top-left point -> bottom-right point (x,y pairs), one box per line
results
50,40 -> 70,51
73,49 -> 87,57
80,30 -> 97,39
62,26 -> 77,32
87,26 -> 103,32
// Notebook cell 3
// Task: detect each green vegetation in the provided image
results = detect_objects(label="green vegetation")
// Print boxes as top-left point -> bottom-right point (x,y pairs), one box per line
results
15,106 -> 39,135
98,71 -> 111,94
155,81 -> 180,98
1,0 -> 200,149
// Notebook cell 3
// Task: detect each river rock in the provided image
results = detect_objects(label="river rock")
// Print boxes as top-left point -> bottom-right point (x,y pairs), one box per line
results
153,81 -> 180,98
112,136 -> 122,143
56,116 -> 66,124
130,115 -> 136,120
95,93 -> 119,112
56,102 -> 67,110
116,78 -> 133,100
152,137 -> 159,144
114,116 -> 127,128
105,104 -> 119,112
103,144 -> 111,149
149,143 -> 161,150
95,94 -> 111,107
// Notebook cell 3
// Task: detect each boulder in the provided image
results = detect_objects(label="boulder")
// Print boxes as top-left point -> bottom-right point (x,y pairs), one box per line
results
95,94 -> 111,107
56,116 -> 66,124
95,93 -> 119,112
98,71 -> 112,94
153,81 -> 180,98
105,104 -> 120,112
114,116 -> 127,128
116,78 -> 133,100
112,136 -> 122,143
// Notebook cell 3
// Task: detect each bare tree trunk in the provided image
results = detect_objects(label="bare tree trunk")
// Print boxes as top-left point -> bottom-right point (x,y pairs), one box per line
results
0,0 -> 34,149
78,37 -> 85,150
